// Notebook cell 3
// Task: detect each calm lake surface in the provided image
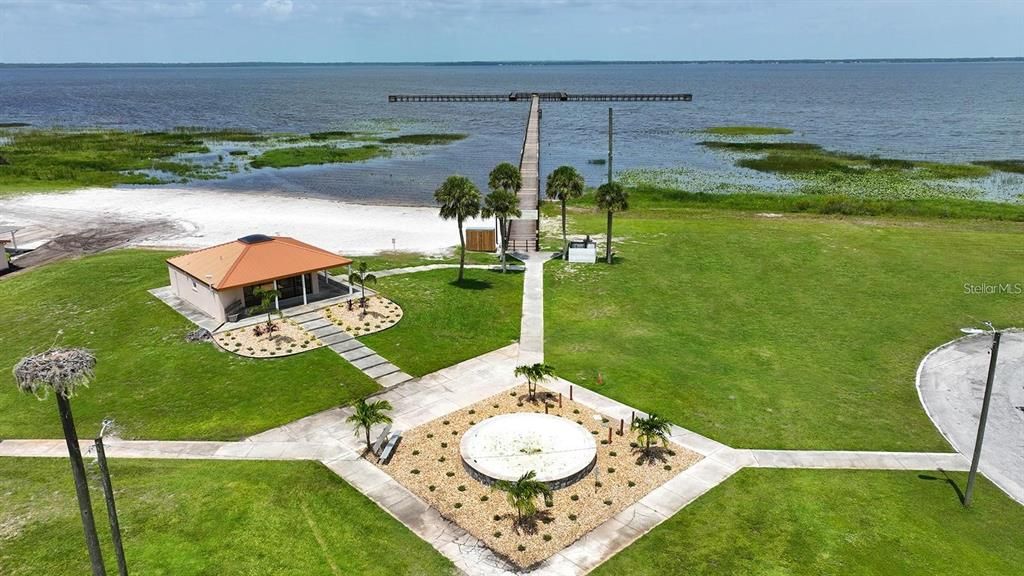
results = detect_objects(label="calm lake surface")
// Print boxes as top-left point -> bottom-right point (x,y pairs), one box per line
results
1,62 -> 1022,205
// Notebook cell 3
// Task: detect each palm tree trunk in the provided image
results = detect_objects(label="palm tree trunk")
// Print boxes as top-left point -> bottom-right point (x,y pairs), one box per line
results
457,219 -> 466,283
57,395 -> 107,576
605,211 -> 613,264
497,217 -> 506,273
365,427 -> 372,453
561,199 -> 568,257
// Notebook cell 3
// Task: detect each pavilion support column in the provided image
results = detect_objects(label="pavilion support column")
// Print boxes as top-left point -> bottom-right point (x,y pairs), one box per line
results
301,275 -> 308,306
273,280 -> 279,310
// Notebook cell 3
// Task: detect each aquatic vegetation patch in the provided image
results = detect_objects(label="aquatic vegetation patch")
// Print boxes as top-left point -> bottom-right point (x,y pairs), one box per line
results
973,160 -> 1024,174
249,144 -> 389,169
703,125 -> 794,136
380,133 -> 467,145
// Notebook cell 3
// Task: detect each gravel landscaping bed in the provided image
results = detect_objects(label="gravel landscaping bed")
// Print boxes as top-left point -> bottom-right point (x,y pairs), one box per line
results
213,319 -> 321,358
323,294 -> 403,337
375,384 -> 702,569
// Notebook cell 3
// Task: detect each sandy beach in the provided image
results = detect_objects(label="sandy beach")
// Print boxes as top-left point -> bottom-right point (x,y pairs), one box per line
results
0,187 -> 490,256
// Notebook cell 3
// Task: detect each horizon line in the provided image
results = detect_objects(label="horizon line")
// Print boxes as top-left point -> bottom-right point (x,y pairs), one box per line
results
1,56 -> 1023,67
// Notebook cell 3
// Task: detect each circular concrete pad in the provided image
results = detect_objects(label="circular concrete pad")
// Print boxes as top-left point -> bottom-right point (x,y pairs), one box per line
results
461,413 -> 597,488
917,331 -> 1024,505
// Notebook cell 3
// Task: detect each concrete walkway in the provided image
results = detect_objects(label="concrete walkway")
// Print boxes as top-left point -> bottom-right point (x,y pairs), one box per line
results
516,251 -> 554,366
372,263 -> 524,278
917,331 -> 1024,504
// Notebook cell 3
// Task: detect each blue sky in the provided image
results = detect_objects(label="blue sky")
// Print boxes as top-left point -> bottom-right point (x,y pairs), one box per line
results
0,0 -> 1021,63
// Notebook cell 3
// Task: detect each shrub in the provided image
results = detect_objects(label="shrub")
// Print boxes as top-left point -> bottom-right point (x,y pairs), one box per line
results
517,545 -> 526,552
441,442 -> 448,448
426,433 -> 434,439
573,409 -> 580,414
664,464 -> 672,471
412,450 -> 420,456
411,469 -> 420,475
603,499 -> 613,506
510,391 -> 517,397
468,409 -> 476,415
480,495 -> 489,502
454,502 -> 462,509
629,442 -> 639,448
594,481 -> 603,488
609,451 -> 617,457
442,420 -> 450,425
438,456 -> 446,463
446,471 -> 456,477
429,485 -> 436,492
627,480 -> 636,488
493,514 -> 502,521
458,485 -> 467,492
570,494 -> 579,501
452,430 -> 458,436
607,467 -> 615,473
543,534 -> 552,542
568,513 -> 578,521
493,531 -> 502,538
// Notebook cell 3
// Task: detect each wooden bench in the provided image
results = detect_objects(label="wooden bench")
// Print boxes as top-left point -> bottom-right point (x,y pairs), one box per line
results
378,431 -> 402,465
370,424 -> 392,456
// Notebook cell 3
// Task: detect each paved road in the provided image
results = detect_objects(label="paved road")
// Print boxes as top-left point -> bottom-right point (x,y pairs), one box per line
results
917,331 -> 1024,504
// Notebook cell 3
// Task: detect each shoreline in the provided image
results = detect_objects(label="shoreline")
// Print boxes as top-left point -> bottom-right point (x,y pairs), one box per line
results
0,186 -> 489,256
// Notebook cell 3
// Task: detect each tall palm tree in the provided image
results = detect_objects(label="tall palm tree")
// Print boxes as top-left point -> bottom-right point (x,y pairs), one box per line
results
346,398 -> 394,454
482,188 -> 521,273
594,182 -> 629,264
434,175 -> 482,283
13,347 -> 107,576
545,165 -> 585,256
631,413 -> 672,457
348,261 -> 377,315
514,363 -> 555,401
493,470 -> 552,529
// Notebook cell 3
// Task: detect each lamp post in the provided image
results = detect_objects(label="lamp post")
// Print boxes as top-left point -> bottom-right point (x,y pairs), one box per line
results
959,322 -> 1001,508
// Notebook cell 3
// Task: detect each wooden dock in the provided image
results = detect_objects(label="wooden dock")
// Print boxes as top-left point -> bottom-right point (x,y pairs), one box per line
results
507,95 -> 541,252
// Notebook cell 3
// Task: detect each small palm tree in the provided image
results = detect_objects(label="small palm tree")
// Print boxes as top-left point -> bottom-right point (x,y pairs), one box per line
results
545,165 -> 585,256
482,186 -> 521,273
435,175 -> 482,283
594,182 -> 629,264
252,285 -> 281,331
631,413 -> 672,459
346,398 -> 394,454
514,363 -> 555,401
13,348 -> 107,576
493,470 -> 552,529
348,261 -> 377,315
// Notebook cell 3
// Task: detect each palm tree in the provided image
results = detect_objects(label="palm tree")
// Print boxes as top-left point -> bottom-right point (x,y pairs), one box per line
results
631,413 -> 672,458
482,187 -> 521,273
514,363 -> 555,401
493,470 -> 552,529
348,261 -> 377,315
545,165 -> 585,256
13,347 -> 107,576
595,181 -> 629,264
434,175 -> 482,283
252,285 -> 281,331
346,398 -> 394,454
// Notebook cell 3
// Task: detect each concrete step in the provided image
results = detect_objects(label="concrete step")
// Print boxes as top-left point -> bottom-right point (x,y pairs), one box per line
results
340,347 -> 375,362
352,354 -> 388,370
377,372 -> 414,388
365,363 -> 401,379
328,339 -> 362,354
310,325 -> 344,338
320,332 -> 353,346
290,311 -> 323,323
300,318 -> 332,330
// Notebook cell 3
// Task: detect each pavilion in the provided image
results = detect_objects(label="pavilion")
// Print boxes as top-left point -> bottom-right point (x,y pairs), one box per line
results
166,235 -> 352,323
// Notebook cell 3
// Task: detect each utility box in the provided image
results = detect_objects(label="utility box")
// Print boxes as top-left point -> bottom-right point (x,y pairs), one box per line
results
465,227 -> 497,252
567,239 -> 597,263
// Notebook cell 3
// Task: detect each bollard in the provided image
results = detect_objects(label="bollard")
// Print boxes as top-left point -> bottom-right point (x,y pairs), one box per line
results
570,386 -> 573,401
619,419 -> 624,436
558,393 -> 562,408
608,427 -> 612,443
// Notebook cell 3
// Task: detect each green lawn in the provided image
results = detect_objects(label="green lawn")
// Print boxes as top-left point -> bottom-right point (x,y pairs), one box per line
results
360,268 -> 523,376
546,209 -> 1024,450
0,250 -> 378,440
249,144 -> 388,169
344,249 -> 509,272
592,469 -> 1024,576
0,458 -> 454,576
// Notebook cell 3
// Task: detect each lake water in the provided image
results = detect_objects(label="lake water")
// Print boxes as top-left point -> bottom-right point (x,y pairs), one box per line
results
1,62 -> 1022,205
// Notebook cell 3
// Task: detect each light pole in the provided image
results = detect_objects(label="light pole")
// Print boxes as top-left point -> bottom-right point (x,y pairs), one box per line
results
958,322 -> 1001,508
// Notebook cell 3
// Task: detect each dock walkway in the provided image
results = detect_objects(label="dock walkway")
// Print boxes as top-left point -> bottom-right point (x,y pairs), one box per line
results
508,95 -> 540,252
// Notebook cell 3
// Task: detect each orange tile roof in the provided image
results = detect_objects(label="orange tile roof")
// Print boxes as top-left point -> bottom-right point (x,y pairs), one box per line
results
167,236 -> 352,290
